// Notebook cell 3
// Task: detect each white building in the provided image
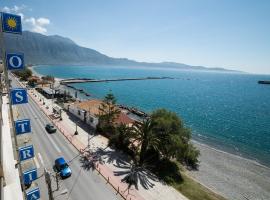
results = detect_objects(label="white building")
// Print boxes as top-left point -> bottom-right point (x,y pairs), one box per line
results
64,99 -> 134,129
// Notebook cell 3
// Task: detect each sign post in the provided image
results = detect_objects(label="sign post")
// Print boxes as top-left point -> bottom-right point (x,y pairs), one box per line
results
1,12 -> 39,199
26,188 -> 40,200
0,12 -> 27,198
15,119 -> 31,135
6,52 -> 24,70
23,168 -> 38,185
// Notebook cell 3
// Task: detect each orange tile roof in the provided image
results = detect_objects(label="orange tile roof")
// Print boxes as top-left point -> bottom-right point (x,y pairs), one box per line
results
28,76 -> 40,81
114,112 -> 134,125
75,99 -> 134,125
75,99 -> 103,116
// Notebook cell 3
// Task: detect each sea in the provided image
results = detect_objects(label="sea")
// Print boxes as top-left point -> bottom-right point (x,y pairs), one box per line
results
33,65 -> 270,167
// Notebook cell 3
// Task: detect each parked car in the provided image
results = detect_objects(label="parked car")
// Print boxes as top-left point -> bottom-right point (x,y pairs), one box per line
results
45,123 -> 56,133
54,157 -> 72,178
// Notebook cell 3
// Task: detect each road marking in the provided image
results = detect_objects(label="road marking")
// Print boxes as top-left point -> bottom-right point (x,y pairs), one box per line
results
26,100 -> 62,154
34,157 -> 40,169
47,134 -> 62,153
38,153 -> 45,167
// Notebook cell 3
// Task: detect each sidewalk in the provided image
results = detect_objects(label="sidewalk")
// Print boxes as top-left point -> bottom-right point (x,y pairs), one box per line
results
23,80 -> 189,200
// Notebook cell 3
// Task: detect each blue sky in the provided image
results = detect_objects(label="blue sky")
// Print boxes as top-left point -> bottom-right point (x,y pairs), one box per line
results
1,0 -> 270,74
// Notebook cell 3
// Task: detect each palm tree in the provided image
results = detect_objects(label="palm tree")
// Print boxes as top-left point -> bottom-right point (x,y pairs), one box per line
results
131,119 -> 160,166
109,124 -> 132,150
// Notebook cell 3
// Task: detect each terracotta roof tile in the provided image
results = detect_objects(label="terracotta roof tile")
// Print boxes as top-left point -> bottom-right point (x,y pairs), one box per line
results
75,99 -> 103,116
74,99 -> 134,125
115,112 -> 134,125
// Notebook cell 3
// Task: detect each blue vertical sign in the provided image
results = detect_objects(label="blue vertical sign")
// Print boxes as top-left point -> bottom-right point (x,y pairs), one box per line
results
15,119 -> 31,135
19,145 -> 34,161
1,12 -> 22,34
6,53 -> 24,70
26,188 -> 40,200
10,88 -> 28,105
1,12 -> 40,198
23,168 -> 38,185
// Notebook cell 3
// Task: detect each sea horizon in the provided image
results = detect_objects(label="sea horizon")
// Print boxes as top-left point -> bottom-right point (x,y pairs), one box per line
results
33,65 -> 270,167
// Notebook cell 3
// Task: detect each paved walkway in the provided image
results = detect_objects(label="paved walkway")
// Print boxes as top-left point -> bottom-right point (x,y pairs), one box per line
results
18,77 -> 189,200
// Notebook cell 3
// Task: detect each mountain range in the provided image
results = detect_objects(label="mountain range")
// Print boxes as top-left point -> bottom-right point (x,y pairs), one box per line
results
1,31 -> 238,72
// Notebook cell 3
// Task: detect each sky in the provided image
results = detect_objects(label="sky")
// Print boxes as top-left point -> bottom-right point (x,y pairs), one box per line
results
0,0 -> 270,74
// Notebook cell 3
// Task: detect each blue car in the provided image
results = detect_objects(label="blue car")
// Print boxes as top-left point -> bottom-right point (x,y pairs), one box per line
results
55,157 -> 72,178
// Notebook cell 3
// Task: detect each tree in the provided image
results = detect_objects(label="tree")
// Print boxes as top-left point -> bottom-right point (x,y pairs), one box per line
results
131,119 -> 160,166
13,68 -> 32,81
28,79 -> 36,87
151,109 -> 199,168
97,92 -> 120,134
114,108 -> 199,188
181,143 -> 200,169
109,124 -> 134,155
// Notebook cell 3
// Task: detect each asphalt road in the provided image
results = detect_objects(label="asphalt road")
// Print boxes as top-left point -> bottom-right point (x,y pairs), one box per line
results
11,76 -> 121,200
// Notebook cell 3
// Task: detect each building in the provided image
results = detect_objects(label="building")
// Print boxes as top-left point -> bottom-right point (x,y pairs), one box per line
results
27,76 -> 41,83
64,99 -> 134,129
36,87 -> 64,99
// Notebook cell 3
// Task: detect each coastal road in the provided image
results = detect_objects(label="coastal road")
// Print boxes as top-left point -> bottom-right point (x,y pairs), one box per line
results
11,76 -> 121,200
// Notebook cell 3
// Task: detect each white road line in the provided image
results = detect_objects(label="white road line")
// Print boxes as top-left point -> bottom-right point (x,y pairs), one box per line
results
47,134 -> 62,153
34,157 -> 40,169
26,99 -> 62,154
38,153 -> 45,167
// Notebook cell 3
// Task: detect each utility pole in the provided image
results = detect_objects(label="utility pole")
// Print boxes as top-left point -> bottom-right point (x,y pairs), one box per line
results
44,168 -> 54,200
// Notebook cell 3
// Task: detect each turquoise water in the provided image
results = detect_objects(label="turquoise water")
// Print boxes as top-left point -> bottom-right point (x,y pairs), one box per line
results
34,65 -> 270,166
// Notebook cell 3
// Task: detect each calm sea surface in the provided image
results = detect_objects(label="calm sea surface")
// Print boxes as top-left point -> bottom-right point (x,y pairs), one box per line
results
34,65 -> 270,166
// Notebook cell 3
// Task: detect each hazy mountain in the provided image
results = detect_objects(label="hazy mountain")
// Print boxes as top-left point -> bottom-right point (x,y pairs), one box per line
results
1,31 -> 239,72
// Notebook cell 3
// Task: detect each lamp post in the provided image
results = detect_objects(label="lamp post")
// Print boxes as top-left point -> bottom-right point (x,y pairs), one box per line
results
74,121 -> 78,135
59,109 -> 62,121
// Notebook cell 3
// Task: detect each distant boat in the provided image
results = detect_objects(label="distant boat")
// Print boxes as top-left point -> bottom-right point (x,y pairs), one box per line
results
258,80 -> 270,84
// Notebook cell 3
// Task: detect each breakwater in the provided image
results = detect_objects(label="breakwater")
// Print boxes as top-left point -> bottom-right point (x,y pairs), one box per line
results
258,80 -> 270,84
60,76 -> 174,84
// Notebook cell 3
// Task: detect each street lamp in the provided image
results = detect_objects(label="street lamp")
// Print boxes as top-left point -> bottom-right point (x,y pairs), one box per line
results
59,109 -> 62,121
74,121 -> 78,135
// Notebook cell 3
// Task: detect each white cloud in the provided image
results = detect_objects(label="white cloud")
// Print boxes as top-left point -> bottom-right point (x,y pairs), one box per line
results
1,5 -> 26,13
36,18 -> 50,26
32,26 -> 47,34
25,17 -> 50,34
1,5 -> 50,35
